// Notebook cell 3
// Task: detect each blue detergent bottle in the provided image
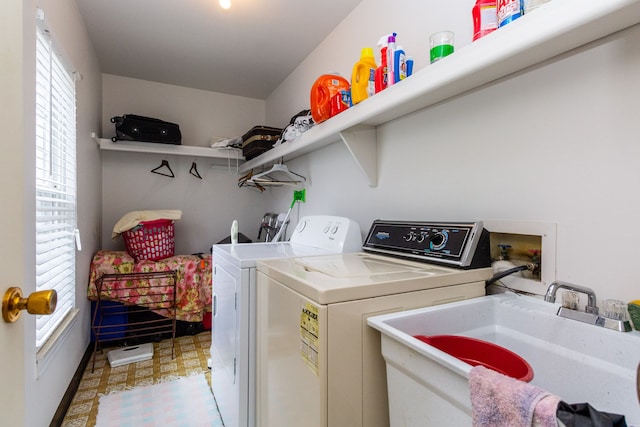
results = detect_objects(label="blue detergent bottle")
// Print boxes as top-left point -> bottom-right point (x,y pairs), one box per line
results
393,46 -> 407,82
497,0 -> 524,27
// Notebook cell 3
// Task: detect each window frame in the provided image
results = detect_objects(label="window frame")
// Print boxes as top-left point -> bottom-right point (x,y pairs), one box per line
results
34,18 -> 78,351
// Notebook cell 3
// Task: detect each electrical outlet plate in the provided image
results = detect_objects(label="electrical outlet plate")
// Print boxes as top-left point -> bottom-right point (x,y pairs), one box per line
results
483,220 -> 557,296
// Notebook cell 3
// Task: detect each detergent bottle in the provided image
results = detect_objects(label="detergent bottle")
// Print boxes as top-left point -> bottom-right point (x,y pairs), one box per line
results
406,57 -> 414,78
524,0 -> 551,13
386,33 -> 397,86
374,33 -> 395,93
472,0 -> 498,41
497,0 -> 523,27
374,46 -> 388,93
310,73 -> 350,124
393,45 -> 407,82
351,48 -> 377,105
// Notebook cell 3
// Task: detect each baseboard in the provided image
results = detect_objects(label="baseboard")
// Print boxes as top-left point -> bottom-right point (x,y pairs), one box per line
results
49,343 -> 93,427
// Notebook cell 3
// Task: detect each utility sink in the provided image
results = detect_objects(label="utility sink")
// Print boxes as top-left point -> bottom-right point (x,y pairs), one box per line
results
367,292 -> 640,426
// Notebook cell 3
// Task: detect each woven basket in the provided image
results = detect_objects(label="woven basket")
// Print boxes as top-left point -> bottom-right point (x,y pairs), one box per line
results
122,219 -> 175,262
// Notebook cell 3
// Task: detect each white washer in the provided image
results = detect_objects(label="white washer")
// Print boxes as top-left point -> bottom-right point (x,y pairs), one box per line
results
210,215 -> 362,427
255,220 -> 493,427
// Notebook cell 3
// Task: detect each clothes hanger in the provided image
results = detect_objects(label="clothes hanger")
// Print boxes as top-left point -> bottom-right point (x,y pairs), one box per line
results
238,170 -> 265,192
150,159 -> 175,178
249,163 -> 306,186
189,161 -> 203,179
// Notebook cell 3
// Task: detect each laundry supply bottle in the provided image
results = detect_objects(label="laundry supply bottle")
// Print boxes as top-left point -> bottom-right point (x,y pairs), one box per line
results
310,73 -> 350,124
351,48 -> 377,105
406,56 -> 414,78
472,0 -> 498,41
374,45 -> 388,93
374,33 -> 394,93
497,0 -> 524,27
386,34 -> 397,86
524,0 -> 551,13
393,45 -> 407,82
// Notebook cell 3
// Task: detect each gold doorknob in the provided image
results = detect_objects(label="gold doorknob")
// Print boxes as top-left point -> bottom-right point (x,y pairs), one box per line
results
2,287 -> 57,323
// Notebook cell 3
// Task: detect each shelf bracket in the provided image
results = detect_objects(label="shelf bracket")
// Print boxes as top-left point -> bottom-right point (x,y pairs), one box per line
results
339,125 -> 377,187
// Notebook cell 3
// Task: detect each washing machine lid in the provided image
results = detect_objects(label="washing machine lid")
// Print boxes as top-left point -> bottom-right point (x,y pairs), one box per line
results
257,253 -> 492,304
295,252 -> 453,278
213,242 -> 335,269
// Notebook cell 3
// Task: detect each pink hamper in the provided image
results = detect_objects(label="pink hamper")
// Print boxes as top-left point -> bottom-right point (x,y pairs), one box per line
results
122,219 -> 175,262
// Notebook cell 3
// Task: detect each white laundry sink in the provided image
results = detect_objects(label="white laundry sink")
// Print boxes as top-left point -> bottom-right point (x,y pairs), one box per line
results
367,292 -> 640,426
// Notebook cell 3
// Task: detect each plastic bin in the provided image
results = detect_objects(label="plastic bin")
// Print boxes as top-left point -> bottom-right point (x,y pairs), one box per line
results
90,300 -> 127,342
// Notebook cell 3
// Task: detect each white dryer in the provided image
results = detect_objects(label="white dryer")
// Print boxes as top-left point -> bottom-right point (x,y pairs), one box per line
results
255,220 -> 493,427
210,215 -> 362,427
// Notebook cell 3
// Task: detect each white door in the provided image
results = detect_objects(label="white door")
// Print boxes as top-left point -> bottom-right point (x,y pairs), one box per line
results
211,261 -> 241,427
0,0 -> 29,424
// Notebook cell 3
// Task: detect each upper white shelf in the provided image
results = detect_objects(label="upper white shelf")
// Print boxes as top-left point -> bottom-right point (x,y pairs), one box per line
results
239,0 -> 640,186
95,137 -> 244,164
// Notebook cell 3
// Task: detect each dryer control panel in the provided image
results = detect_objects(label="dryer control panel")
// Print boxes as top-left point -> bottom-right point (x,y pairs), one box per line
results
363,220 -> 491,268
289,215 -> 362,253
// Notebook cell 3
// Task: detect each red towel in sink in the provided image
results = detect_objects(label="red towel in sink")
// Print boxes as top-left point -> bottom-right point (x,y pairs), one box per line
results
469,365 -> 561,427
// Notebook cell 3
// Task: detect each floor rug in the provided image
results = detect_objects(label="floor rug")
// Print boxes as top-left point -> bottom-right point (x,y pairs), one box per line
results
95,373 -> 223,427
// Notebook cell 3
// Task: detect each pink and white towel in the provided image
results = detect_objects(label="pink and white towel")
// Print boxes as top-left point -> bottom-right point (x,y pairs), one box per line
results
469,365 -> 561,427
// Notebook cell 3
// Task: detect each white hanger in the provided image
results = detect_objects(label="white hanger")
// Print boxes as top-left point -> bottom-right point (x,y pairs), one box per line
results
248,163 -> 306,186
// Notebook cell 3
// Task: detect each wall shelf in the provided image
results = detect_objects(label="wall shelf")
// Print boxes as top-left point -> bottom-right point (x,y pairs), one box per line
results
95,137 -> 244,165
239,0 -> 640,187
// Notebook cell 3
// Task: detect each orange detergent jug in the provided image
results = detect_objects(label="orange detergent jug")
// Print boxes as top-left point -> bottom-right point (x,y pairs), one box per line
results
310,73 -> 350,124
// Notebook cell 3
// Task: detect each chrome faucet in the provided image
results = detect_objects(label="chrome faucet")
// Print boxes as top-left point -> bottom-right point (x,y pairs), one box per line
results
544,281 -> 598,313
544,281 -> 631,332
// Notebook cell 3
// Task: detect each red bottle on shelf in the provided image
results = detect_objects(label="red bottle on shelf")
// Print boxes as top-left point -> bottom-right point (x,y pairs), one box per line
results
472,0 -> 498,41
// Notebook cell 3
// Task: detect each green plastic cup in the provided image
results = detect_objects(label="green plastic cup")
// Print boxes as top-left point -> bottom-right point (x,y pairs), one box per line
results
430,31 -> 455,63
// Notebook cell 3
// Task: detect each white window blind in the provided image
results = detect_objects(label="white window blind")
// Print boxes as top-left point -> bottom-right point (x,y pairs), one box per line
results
35,24 -> 77,349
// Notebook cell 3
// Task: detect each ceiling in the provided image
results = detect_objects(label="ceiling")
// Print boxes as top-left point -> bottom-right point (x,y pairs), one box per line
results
75,0 -> 362,99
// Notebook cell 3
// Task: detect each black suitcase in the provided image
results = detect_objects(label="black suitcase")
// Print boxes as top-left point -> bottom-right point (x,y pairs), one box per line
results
241,126 -> 282,160
111,114 -> 182,145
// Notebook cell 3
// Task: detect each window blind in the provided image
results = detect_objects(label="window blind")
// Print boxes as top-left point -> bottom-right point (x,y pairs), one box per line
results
34,25 -> 77,349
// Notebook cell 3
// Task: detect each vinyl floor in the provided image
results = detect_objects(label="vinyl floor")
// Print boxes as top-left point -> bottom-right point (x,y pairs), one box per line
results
61,331 -> 213,427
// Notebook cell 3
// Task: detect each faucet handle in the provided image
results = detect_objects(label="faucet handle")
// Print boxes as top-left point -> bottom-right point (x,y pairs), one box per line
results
561,291 -> 579,310
602,299 -> 627,320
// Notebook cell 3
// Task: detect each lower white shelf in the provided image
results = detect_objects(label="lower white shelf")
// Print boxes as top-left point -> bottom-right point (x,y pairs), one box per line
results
96,137 -> 245,164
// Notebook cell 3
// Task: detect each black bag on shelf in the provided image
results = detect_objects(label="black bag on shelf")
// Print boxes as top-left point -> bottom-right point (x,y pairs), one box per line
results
111,114 -> 182,145
241,125 -> 282,160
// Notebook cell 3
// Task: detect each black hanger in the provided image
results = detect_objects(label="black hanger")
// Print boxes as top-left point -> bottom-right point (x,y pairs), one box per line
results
151,159 -> 175,178
189,161 -> 203,179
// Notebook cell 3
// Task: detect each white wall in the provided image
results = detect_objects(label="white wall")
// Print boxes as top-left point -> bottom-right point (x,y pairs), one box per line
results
16,0 -> 103,426
265,0 -> 640,304
101,74 -> 268,147
101,76 -> 271,251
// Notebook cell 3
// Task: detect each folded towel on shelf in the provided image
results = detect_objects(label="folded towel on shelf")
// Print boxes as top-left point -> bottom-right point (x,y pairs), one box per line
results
112,209 -> 182,238
469,365 -> 561,427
